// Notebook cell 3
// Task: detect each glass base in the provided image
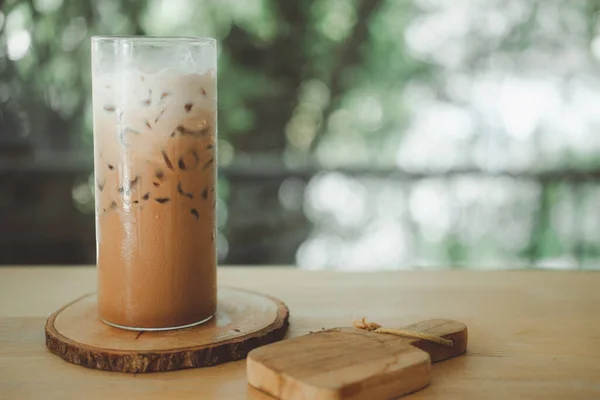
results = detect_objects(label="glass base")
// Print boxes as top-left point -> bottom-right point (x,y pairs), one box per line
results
100,314 -> 213,332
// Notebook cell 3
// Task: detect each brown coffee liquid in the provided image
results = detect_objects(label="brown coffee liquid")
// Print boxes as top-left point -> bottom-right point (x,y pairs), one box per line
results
93,70 -> 217,329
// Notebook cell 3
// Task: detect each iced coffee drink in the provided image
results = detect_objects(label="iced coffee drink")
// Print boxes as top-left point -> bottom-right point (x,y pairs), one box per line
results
91,37 -> 217,330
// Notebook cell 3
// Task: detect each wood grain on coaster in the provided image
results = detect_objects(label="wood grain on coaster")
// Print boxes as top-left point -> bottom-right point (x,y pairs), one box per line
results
45,287 -> 289,373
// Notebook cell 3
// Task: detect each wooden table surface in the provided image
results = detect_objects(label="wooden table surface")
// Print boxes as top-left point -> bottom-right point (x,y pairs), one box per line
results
1,267 -> 599,400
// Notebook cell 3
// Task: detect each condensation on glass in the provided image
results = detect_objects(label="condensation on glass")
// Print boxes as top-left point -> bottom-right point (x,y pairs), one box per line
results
91,36 -> 217,331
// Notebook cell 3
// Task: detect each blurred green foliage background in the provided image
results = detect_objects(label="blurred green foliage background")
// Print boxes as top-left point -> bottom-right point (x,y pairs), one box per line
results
1,0 -> 600,269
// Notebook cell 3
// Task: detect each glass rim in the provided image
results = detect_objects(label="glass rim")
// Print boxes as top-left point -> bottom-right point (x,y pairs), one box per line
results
91,36 -> 216,46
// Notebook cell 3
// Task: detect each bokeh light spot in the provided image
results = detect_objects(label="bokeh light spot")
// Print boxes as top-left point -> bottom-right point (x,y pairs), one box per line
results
278,178 -> 306,211
7,30 -> 31,61
33,0 -> 64,13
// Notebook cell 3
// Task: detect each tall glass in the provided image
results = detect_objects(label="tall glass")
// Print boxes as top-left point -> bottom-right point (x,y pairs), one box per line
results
91,37 -> 217,331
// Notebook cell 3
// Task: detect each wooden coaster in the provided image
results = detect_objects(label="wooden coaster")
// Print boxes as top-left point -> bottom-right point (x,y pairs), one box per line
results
45,287 -> 289,373
247,319 -> 467,400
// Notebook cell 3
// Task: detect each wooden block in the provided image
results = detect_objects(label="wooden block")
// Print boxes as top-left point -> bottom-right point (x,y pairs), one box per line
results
45,287 -> 289,373
247,319 -> 467,400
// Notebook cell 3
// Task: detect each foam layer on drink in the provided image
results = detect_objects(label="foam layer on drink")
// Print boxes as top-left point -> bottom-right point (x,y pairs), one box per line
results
93,68 -> 217,329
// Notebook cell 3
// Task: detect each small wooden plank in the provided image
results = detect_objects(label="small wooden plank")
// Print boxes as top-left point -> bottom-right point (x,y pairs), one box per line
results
45,287 -> 289,373
247,319 -> 467,400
